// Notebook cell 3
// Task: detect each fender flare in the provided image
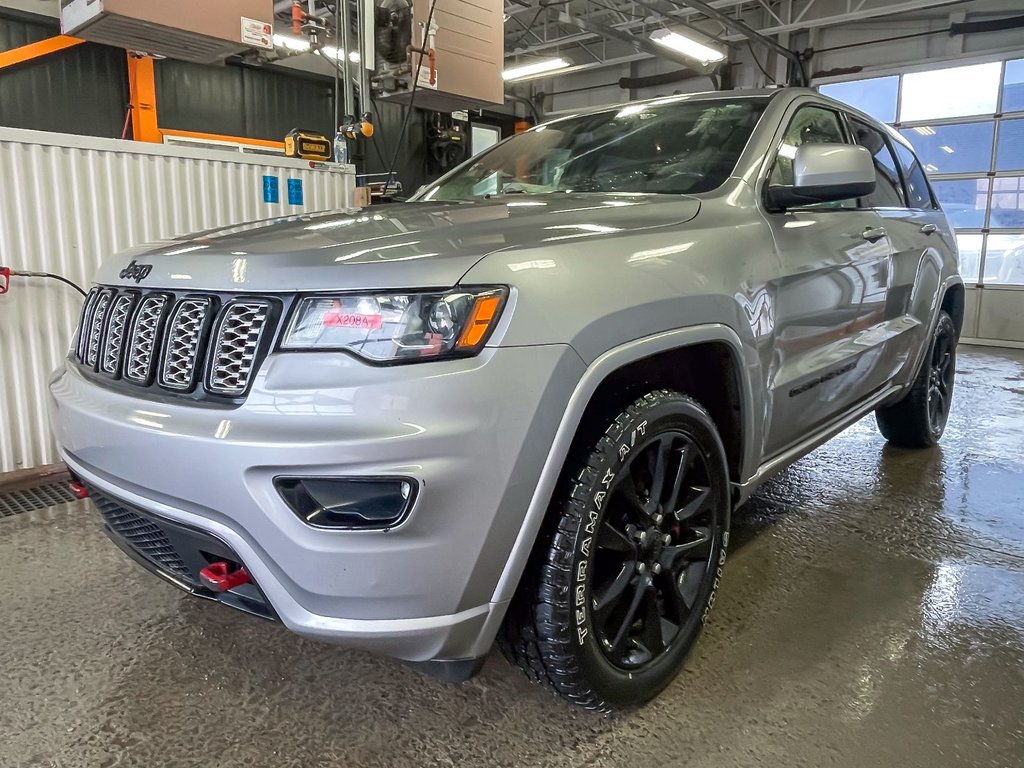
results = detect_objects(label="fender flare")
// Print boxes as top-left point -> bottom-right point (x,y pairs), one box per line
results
904,274 -> 966,384
489,323 -> 757,605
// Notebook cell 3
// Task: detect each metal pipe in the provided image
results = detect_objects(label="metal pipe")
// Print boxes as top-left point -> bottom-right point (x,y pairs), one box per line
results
340,0 -> 354,116
660,0 -> 807,85
334,2 -> 341,129
357,0 -> 373,116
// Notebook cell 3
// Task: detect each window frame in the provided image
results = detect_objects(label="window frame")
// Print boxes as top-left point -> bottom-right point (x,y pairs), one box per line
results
761,100 -> 861,213
842,112 -> 911,210
891,138 -> 940,211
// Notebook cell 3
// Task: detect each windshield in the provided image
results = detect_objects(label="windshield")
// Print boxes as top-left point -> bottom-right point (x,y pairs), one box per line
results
418,97 -> 767,202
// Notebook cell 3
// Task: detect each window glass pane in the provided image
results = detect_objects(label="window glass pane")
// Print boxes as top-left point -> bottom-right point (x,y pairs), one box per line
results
996,118 -> 1024,171
900,122 -> 994,174
956,234 -> 983,283
932,178 -> 990,228
1003,58 -> 1024,114
986,234 -> 1024,284
471,125 -> 501,155
819,76 -> 899,123
849,118 -> 905,207
900,62 -> 1002,121
893,142 -> 935,209
769,106 -> 847,187
990,176 -> 1024,228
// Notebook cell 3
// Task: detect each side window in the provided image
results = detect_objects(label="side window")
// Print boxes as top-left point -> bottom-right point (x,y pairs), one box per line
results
769,105 -> 847,187
893,142 -> 937,209
848,118 -> 906,208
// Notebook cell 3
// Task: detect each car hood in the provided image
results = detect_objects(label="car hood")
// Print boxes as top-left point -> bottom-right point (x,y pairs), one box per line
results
94,194 -> 701,292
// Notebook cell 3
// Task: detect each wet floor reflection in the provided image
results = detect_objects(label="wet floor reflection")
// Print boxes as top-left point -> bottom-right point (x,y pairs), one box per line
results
1,347 -> 1022,767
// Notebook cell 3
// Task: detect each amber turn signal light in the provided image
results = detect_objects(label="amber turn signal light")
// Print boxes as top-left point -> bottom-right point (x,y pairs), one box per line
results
456,294 -> 503,349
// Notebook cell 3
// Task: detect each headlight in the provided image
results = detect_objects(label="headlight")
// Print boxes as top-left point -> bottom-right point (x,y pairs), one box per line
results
281,287 -> 508,362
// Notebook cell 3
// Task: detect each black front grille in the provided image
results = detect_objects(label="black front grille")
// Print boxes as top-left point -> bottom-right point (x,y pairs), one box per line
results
74,287 -> 281,401
91,492 -> 193,582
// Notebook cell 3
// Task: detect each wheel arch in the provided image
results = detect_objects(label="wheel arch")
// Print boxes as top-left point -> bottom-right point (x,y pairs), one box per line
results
940,279 -> 966,340
490,324 -> 758,607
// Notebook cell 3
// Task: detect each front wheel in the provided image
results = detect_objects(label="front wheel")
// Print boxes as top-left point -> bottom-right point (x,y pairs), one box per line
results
876,310 -> 957,448
500,390 -> 731,711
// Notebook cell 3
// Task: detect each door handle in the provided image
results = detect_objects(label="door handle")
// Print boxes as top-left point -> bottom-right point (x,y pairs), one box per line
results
920,223 -> 938,235
861,227 -> 887,242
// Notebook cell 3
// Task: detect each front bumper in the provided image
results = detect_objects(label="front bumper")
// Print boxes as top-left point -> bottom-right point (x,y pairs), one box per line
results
51,344 -> 584,662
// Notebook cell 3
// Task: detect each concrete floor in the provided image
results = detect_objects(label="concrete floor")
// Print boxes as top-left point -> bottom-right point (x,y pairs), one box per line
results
2,347 -> 1023,768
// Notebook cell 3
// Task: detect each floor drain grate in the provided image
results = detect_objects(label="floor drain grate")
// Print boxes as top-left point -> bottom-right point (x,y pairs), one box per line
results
0,482 -> 78,518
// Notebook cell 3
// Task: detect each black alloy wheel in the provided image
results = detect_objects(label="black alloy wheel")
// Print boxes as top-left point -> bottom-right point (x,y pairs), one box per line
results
501,390 -> 731,711
876,310 -> 957,448
591,431 -> 718,669
926,317 -> 956,435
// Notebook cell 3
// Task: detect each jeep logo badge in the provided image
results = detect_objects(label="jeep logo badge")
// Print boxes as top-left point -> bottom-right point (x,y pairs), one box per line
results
119,260 -> 153,283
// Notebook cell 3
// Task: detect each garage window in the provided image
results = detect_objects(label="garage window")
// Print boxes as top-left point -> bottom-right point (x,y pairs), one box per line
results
1003,58 -> 1024,113
931,178 -> 990,229
996,119 -> 1024,172
819,76 -> 899,123
820,56 -> 1024,285
900,62 -> 1002,121
899,122 -> 995,175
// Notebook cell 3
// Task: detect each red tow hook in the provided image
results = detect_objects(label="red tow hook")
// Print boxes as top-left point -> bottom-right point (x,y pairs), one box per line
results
199,561 -> 251,592
69,481 -> 89,499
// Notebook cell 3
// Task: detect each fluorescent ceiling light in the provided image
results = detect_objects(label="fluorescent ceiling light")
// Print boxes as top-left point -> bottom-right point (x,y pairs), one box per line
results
322,46 -> 360,62
502,57 -> 570,81
273,34 -> 310,52
940,145 -> 955,154
273,34 -> 359,62
913,126 -> 937,136
649,28 -> 725,65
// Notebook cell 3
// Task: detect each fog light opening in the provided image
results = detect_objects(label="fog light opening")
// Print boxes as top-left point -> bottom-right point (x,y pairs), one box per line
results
274,477 -> 418,530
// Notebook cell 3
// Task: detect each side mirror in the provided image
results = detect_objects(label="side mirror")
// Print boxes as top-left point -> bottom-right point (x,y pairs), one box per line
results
767,143 -> 876,211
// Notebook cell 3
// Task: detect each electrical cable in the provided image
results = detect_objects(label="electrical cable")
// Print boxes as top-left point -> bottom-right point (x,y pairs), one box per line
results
747,39 -> 776,86
813,27 -> 947,55
504,94 -> 541,122
1,270 -> 87,297
120,104 -> 133,140
383,0 -> 438,193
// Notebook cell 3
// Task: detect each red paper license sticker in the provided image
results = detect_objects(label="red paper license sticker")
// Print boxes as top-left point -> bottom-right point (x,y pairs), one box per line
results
323,311 -> 384,330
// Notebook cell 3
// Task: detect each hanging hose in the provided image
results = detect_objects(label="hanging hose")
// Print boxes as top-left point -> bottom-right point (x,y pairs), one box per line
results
0,268 -> 87,297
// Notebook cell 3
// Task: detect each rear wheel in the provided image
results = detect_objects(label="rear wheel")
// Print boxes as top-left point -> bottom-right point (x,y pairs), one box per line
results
500,390 -> 730,711
876,310 -> 957,448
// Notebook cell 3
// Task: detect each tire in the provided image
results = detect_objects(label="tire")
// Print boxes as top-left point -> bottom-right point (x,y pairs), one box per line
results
499,390 -> 731,711
876,310 -> 957,448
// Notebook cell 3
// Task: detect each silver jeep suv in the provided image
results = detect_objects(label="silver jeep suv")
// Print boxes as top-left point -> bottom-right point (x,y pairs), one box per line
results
50,88 -> 962,711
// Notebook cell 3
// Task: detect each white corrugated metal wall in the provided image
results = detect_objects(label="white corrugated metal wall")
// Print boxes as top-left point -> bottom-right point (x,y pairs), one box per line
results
0,127 -> 355,473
